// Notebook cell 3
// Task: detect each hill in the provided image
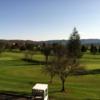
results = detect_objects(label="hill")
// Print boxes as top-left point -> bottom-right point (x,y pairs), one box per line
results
42,39 -> 100,45
1,39 -> 100,45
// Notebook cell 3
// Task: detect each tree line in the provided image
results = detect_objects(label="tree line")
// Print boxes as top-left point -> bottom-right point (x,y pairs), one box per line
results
81,44 -> 100,54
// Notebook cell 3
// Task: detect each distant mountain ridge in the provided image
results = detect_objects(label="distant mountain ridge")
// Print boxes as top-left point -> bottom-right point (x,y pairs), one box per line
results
43,39 -> 100,45
0,39 -> 100,45
81,39 -> 100,45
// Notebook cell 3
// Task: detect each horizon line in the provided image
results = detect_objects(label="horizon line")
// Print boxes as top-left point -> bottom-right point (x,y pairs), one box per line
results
0,38 -> 100,41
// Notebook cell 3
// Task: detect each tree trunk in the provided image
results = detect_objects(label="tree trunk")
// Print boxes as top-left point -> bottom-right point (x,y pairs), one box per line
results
49,75 -> 53,84
45,55 -> 48,65
61,79 -> 65,92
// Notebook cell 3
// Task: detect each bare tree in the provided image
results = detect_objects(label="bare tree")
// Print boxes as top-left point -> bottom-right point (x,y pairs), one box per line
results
43,60 -> 56,83
50,49 -> 80,92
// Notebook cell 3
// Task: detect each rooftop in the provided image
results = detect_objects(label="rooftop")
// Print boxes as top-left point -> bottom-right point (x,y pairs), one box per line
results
32,83 -> 48,91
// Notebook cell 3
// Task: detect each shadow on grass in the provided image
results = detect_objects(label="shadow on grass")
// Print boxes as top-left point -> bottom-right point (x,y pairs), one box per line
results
85,98 -> 100,100
73,69 -> 100,75
0,90 -> 31,99
22,58 -> 46,65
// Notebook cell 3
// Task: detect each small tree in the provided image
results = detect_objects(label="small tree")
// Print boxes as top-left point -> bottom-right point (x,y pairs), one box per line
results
81,45 -> 87,52
48,45 -> 80,92
43,44 -> 66,84
0,41 -> 5,54
24,43 -> 34,60
44,60 -> 56,83
90,44 -> 97,54
41,43 -> 51,65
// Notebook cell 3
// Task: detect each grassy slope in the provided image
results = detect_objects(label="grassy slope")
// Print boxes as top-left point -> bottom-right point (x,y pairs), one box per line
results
0,52 -> 100,100
81,52 -> 100,70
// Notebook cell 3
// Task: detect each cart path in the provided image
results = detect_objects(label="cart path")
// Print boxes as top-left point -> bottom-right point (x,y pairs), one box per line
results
0,93 -> 31,100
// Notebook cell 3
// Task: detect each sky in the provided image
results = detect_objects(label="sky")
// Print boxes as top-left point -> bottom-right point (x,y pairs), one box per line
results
0,0 -> 100,41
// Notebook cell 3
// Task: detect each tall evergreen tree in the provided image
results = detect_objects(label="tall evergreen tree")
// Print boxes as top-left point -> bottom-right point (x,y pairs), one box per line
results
67,27 -> 81,58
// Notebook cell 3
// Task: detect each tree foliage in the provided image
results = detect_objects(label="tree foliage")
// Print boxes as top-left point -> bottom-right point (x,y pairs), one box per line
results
24,43 -> 35,60
0,41 -> 5,54
41,43 -> 51,65
67,27 -> 81,58
44,28 -> 82,92
81,45 -> 87,52
90,44 -> 97,54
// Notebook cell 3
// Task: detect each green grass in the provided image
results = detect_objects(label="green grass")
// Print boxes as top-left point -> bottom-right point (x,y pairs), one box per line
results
0,52 -> 100,100
81,52 -> 100,70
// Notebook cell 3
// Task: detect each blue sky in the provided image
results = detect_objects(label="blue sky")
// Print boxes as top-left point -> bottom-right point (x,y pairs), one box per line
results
0,0 -> 100,41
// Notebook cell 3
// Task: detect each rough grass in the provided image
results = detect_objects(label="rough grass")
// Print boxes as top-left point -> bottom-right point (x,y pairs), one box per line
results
0,52 -> 100,100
